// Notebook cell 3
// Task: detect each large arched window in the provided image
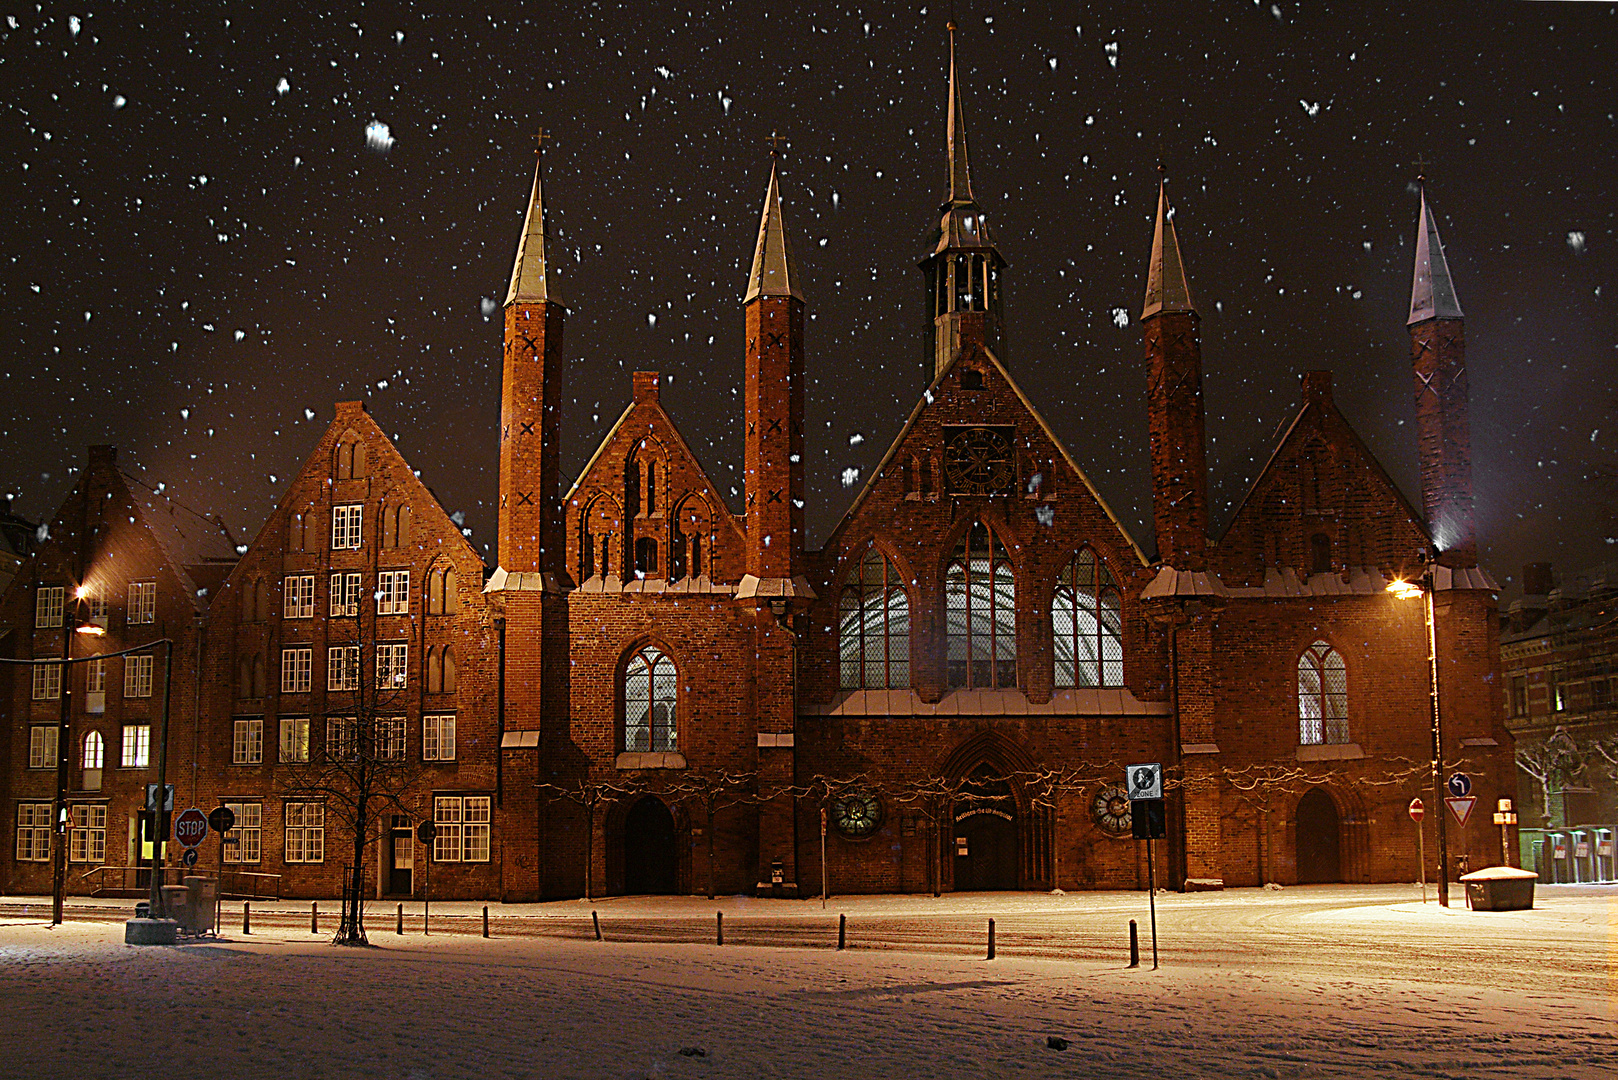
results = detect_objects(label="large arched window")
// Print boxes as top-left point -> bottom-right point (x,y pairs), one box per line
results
839,549 -> 910,690
1053,548 -> 1123,687
946,522 -> 1016,688
1298,641 -> 1348,745
624,646 -> 677,753
82,731 -> 104,791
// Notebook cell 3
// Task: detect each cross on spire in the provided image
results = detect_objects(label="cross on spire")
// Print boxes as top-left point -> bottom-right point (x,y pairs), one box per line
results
1413,152 -> 1433,185
534,127 -> 550,157
765,130 -> 787,158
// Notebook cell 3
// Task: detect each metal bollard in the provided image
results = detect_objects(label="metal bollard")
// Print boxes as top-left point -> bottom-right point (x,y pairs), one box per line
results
592,910 -> 602,941
1128,919 -> 1139,968
311,902 -> 318,934
838,913 -> 846,951
986,918 -> 996,960
396,904 -> 403,935
243,902 -> 250,935
716,910 -> 724,946
482,905 -> 490,938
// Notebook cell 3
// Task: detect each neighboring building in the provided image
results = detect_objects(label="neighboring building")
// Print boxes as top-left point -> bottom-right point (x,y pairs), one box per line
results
0,495 -> 39,599
0,446 -> 236,896
1501,561 -> 1618,881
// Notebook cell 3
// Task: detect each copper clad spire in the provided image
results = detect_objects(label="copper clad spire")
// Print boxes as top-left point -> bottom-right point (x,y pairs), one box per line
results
1408,185 -> 1463,325
505,136 -> 559,307
745,159 -> 802,303
1142,178 -> 1195,319
946,20 -> 973,207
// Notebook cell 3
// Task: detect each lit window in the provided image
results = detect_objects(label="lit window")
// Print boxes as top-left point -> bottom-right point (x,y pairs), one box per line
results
946,522 -> 1016,689
121,725 -> 151,769
1053,548 -> 1123,688
423,714 -> 456,762
281,647 -> 313,694
124,654 -> 154,698
327,646 -> 360,691
331,504 -> 364,550
624,645 -> 677,752
35,585 -> 64,628
330,572 -> 362,617
28,725 -> 58,769
222,802 -> 261,864
1298,641 -> 1349,745
1509,676 -> 1528,718
127,581 -> 157,624
32,660 -> 61,701
376,643 -> 408,691
86,657 -> 106,694
838,549 -> 910,689
68,804 -> 107,863
82,731 -> 104,790
284,802 -> 324,863
433,795 -> 490,862
279,717 -> 310,763
377,570 -> 410,615
16,803 -> 52,862
233,718 -> 264,765
284,574 -> 315,619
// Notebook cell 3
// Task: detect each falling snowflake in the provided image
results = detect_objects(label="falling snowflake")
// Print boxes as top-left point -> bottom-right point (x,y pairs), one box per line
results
1567,231 -> 1586,253
365,120 -> 394,153
848,432 -> 864,446
480,297 -> 497,320
1110,307 -> 1130,328
841,467 -> 861,488
277,77 -> 291,96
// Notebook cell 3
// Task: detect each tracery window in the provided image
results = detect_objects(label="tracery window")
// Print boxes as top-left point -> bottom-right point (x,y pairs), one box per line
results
838,549 -> 910,690
946,522 -> 1016,688
1053,548 -> 1123,688
624,646 -> 677,753
1298,641 -> 1349,745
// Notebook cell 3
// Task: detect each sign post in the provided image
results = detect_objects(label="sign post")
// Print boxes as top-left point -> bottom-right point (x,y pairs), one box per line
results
417,820 -> 438,934
1492,798 -> 1517,867
1127,763 -> 1164,970
1409,798 -> 1427,903
820,807 -> 828,910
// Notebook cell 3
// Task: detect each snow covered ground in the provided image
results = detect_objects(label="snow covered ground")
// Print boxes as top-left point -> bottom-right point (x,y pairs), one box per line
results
0,885 -> 1612,1078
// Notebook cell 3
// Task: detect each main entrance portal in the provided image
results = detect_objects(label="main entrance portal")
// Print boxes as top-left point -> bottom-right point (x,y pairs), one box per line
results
1295,787 -> 1342,883
623,797 -> 678,894
953,767 -> 1019,890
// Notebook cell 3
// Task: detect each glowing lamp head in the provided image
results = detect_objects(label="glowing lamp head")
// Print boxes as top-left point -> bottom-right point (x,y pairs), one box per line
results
74,622 -> 106,636
1386,580 -> 1424,601
75,585 -> 89,600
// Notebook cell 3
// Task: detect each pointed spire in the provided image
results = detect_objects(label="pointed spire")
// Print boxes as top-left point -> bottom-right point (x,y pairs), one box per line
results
1408,184 -> 1463,324
745,156 -> 801,303
1142,176 -> 1195,319
946,20 -> 973,206
505,132 -> 558,307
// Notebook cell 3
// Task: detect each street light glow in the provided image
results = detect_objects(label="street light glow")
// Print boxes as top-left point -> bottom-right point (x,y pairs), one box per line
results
1386,579 -> 1423,600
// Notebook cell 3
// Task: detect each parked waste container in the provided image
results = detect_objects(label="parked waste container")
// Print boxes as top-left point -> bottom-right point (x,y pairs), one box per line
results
183,876 -> 217,935
160,884 -> 190,929
1459,866 -> 1537,911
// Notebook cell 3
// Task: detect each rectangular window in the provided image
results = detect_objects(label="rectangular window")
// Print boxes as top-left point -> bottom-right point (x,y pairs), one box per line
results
35,585 -> 64,628
16,803 -> 52,862
124,654 -> 154,698
376,643 -> 408,690
331,504 -> 364,550
325,717 -> 357,762
327,646 -> 360,691
378,717 -> 406,761
329,571 -> 362,617
1510,676 -> 1529,718
423,714 -> 457,762
222,802 -> 262,864
86,657 -> 106,694
29,724 -> 59,769
68,804 -> 107,863
377,569 -> 410,615
279,717 -> 310,763
121,725 -> 151,769
1593,678 -> 1612,709
32,660 -> 61,701
1549,668 -> 1566,712
433,795 -> 490,862
233,718 -> 264,765
283,574 -> 316,619
128,581 -> 157,624
284,802 -> 325,864
281,647 -> 313,693
88,596 -> 107,626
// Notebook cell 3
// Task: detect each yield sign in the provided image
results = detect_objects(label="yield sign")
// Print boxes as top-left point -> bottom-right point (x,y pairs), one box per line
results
1446,796 -> 1477,828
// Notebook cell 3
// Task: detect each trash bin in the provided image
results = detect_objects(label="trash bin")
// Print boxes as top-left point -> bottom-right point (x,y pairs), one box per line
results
1459,866 -> 1537,911
184,876 -> 217,935
134,901 -> 151,920
160,884 -> 190,930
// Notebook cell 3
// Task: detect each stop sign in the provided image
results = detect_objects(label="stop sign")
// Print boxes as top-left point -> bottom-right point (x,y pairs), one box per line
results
173,808 -> 209,848
1408,798 -> 1426,822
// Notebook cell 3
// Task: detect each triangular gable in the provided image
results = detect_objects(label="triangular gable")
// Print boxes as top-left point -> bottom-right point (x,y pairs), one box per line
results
827,344 -> 1149,565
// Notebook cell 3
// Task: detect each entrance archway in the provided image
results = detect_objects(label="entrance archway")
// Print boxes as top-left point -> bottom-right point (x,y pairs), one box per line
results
623,796 -> 678,894
953,766 -> 1019,890
1295,787 -> 1342,883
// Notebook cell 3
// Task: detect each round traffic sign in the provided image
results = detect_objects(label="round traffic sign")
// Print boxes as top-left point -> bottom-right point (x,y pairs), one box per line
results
1408,797 -> 1425,822
173,807 -> 209,848
208,806 -> 236,835
416,820 -> 438,844
182,848 -> 200,868
1446,773 -> 1472,799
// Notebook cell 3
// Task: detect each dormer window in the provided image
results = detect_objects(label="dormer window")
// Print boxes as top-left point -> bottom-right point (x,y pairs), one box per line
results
961,369 -> 984,391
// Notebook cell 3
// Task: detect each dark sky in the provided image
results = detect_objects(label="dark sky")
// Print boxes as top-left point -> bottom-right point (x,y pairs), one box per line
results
4,2 -> 1613,593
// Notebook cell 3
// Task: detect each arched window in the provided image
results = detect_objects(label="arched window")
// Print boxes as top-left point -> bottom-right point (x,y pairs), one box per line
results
83,731 -> 103,791
426,648 -> 442,695
1298,641 -> 1348,745
624,646 -> 677,753
634,537 -> 659,579
1053,548 -> 1123,688
426,566 -> 458,615
441,647 -> 457,694
252,653 -> 265,699
839,549 -> 910,689
946,522 -> 1016,688
255,578 -> 270,622
1310,533 -> 1332,576
582,495 -> 622,581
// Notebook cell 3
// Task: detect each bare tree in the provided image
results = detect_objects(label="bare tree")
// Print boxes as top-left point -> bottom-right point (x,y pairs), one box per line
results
278,639 -> 427,944
537,776 -> 644,900
666,770 -> 758,899
1516,728 -> 1585,827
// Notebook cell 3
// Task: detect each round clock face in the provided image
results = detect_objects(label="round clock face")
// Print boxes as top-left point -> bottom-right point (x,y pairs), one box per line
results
1092,784 -> 1133,837
944,426 -> 1015,495
832,791 -> 882,839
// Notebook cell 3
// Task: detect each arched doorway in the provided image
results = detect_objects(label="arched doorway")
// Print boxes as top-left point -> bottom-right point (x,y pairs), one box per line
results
953,766 -> 1019,890
623,797 -> 678,894
1295,787 -> 1342,883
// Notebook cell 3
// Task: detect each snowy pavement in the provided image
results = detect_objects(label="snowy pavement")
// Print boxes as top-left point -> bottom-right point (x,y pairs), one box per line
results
0,885 -> 1612,1078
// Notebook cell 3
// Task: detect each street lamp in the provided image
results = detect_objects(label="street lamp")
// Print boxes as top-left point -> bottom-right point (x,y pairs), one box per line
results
1388,555 -> 1451,908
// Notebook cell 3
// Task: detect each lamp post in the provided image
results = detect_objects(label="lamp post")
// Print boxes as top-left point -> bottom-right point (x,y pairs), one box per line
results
1389,558 -> 1450,907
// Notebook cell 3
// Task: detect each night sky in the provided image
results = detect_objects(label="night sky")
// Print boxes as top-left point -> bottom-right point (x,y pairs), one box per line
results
4,3 -> 1613,593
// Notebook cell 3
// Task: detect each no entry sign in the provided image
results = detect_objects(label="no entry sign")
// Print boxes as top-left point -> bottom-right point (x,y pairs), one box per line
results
173,808 -> 209,848
1408,798 -> 1425,822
